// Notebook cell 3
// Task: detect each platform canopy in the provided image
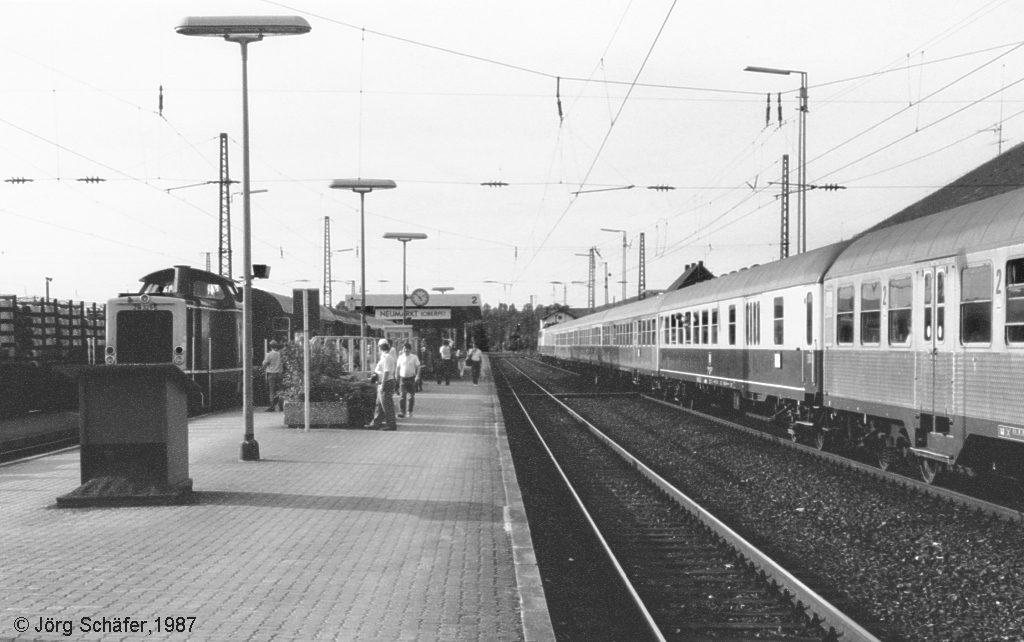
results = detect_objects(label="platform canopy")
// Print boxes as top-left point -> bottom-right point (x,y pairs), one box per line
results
344,292 -> 482,335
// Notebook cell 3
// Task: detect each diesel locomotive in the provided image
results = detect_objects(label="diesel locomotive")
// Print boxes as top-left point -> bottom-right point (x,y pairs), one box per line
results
104,265 -> 380,412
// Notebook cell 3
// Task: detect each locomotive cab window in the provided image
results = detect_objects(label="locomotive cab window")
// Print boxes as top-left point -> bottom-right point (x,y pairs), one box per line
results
1005,258 -> 1024,345
960,265 -> 992,345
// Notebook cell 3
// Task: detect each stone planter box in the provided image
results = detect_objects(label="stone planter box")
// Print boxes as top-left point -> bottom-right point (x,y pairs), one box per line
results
283,400 -> 352,428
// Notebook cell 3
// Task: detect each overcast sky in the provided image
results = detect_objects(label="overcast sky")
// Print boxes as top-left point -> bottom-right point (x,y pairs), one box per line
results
1,1 -> 1022,310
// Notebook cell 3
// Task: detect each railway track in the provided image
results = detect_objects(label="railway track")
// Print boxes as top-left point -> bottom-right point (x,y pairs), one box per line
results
495,357 -> 882,642
528,354 -> 1024,522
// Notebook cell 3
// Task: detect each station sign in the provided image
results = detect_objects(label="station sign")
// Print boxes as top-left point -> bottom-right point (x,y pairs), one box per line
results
375,308 -> 452,320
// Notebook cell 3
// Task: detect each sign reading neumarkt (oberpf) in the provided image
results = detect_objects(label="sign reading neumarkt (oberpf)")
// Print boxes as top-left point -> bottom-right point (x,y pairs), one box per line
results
375,308 -> 452,320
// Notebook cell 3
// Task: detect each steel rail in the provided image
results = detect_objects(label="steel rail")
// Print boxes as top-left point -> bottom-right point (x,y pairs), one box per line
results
503,357 -> 882,642
493,362 -> 668,642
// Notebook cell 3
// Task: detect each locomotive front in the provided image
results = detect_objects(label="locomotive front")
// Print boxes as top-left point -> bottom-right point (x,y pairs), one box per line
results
105,266 -> 243,410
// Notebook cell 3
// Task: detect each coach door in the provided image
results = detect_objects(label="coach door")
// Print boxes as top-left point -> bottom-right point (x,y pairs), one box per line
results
917,266 -> 953,441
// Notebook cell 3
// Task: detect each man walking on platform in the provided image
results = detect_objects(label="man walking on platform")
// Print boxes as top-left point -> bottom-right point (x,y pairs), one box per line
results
437,339 -> 452,385
466,342 -> 483,386
262,340 -> 284,411
366,339 -> 398,431
396,342 -> 420,418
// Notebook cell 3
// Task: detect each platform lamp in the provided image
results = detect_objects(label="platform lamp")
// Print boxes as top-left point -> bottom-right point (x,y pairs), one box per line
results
329,179 -> 397,347
176,15 -> 311,461
383,232 -> 428,325
745,65 -> 807,253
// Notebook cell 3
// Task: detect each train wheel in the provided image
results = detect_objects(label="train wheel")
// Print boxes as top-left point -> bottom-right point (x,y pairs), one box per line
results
919,458 -> 945,485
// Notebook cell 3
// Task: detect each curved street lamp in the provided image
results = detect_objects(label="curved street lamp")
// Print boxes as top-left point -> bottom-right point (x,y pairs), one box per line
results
177,15 -> 311,461
383,232 -> 428,325
745,65 -> 808,254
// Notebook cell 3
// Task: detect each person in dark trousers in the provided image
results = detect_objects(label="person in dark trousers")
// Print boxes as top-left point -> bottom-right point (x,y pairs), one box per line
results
466,342 -> 483,385
262,340 -> 284,411
396,342 -> 420,418
365,339 -> 398,430
436,339 -> 452,385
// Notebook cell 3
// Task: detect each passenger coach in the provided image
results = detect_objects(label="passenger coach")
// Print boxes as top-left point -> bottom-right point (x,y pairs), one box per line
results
822,187 -> 1024,481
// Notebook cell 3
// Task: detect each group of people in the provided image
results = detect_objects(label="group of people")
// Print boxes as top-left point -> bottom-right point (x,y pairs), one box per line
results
365,338 -> 483,431
435,339 -> 482,386
261,336 -> 483,431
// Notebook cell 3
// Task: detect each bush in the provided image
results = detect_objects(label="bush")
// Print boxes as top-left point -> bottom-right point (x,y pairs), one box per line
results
279,342 -> 376,405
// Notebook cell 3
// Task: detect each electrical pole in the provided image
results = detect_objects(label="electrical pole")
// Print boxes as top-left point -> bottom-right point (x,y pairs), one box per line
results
638,233 -> 646,300
218,133 -> 233,278
780,154 -> 790,259
323,216 -> 332,308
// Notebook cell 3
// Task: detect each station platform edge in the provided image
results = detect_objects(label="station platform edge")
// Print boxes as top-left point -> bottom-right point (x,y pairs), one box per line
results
0,356 -> 554,642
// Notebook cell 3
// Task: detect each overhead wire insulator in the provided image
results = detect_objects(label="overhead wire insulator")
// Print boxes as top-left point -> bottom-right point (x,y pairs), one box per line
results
5,177 -> 33,184
777,92 -> 783,124
647,185 -> 675,191
77,177 -> 106,183
556,76 -> 564,125
480,181 -> 508,188
765,93 -> 770,127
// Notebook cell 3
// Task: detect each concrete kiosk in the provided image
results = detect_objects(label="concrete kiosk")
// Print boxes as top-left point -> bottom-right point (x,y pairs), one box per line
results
57,364 -> 193,506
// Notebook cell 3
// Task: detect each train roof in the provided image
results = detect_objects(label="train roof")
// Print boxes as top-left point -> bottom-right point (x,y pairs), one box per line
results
827,186 -> 1024,279
543,242 -> 849,334
656,240 -> 851,310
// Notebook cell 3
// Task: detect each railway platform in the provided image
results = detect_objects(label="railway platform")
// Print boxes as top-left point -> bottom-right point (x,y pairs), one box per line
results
0,357 -> 553,642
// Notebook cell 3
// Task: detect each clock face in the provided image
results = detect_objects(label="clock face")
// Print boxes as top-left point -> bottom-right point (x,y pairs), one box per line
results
410,288 -> 430,307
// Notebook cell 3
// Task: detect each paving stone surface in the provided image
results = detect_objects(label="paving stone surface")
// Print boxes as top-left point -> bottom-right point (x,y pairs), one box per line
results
0,359 -> 551,641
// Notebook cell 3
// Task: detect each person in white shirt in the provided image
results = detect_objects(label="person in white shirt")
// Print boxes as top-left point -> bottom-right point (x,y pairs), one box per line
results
466,342 -> 483,385
365,339 -> 398,430
396,342 -> 421,418
262,340 -> 284,411
436,339 -> 452,385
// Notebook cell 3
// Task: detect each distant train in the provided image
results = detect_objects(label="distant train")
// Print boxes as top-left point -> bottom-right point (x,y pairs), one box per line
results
105,265 -> 385,412
539,187 -> 1024,485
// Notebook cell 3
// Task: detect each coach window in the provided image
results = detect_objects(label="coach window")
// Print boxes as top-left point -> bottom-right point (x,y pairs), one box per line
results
711,308 -> 719,344
1006,259 -> 1024,344
861,281 -> 881,345
701,309 -> 710,344
923,273 -> 933,341
773,297 -> 784,345
888,276 -> 912,345
728,305 -> 737,345
960,265 -> 992,344
805,293 -> 813,345
837,285 -> 854,345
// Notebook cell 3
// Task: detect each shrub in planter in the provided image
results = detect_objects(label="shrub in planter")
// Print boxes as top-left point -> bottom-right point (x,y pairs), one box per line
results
279,342 -> 376,427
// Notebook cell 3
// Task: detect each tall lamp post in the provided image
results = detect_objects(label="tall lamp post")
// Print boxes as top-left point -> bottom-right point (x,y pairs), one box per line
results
177,15 -> 311,461
329,179 -> 397,345
383,232 -> 428,325
745,65 -> 808,254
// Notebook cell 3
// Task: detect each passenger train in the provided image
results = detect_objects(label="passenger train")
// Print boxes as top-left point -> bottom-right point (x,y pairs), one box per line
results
104,265 -> 384,412
539,187 -> 1024,484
